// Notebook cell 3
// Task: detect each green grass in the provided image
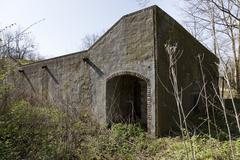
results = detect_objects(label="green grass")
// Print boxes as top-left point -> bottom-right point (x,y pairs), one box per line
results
0,100 -> 240,160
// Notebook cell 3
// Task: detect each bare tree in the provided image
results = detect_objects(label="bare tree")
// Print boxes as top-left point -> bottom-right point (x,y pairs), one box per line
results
81,33 -> 100,50
183,0 -> 240,94
0,28 -> 37,60
0,19 -> 44,61
207,0 -> 240,23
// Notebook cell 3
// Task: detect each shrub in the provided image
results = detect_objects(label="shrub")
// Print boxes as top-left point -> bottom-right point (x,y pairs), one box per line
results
0,100 -> 239,159
0,100 -> 67,159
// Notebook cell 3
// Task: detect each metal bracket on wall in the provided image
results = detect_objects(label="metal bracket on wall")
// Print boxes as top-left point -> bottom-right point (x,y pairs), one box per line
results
83,58 -> 104,76
42,66 -> 59,84
18,69 -> 36,93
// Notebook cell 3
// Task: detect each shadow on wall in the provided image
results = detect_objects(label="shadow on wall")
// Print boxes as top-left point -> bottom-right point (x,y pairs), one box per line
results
19,70 -> 36,93
83,58 -> 104,76
42,66 -> 59,85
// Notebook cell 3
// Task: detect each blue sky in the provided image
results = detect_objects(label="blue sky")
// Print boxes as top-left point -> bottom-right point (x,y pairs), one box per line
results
0,0 -> 184,58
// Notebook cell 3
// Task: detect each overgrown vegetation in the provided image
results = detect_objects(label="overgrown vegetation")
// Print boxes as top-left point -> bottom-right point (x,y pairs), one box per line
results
0,52 -> 239,160
0,99 -> 239,160
1,24 -> 240,159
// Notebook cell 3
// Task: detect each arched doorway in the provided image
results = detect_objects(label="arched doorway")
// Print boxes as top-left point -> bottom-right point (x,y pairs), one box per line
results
106,74 -> 148,130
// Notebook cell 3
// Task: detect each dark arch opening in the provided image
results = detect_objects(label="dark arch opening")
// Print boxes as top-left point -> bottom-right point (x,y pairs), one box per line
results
106,74 -> 148,130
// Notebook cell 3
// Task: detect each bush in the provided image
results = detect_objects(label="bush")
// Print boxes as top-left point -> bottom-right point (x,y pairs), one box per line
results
0,100 -> 239,159
0,100 -> 93,159
0,100 -> 64,159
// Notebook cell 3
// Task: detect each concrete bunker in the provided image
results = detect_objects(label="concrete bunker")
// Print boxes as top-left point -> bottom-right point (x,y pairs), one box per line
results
8,6 -> 219,137
106,73 -> 148,130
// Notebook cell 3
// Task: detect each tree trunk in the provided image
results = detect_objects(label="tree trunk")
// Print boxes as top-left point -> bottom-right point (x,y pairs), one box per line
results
237,22 -> 240,94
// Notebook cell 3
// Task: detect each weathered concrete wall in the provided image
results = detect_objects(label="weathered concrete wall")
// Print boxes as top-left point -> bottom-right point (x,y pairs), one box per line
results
7,7 -> 157,136
8,51 -> 92,114
88,7 -> 156,135
154,6 -> 219,135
